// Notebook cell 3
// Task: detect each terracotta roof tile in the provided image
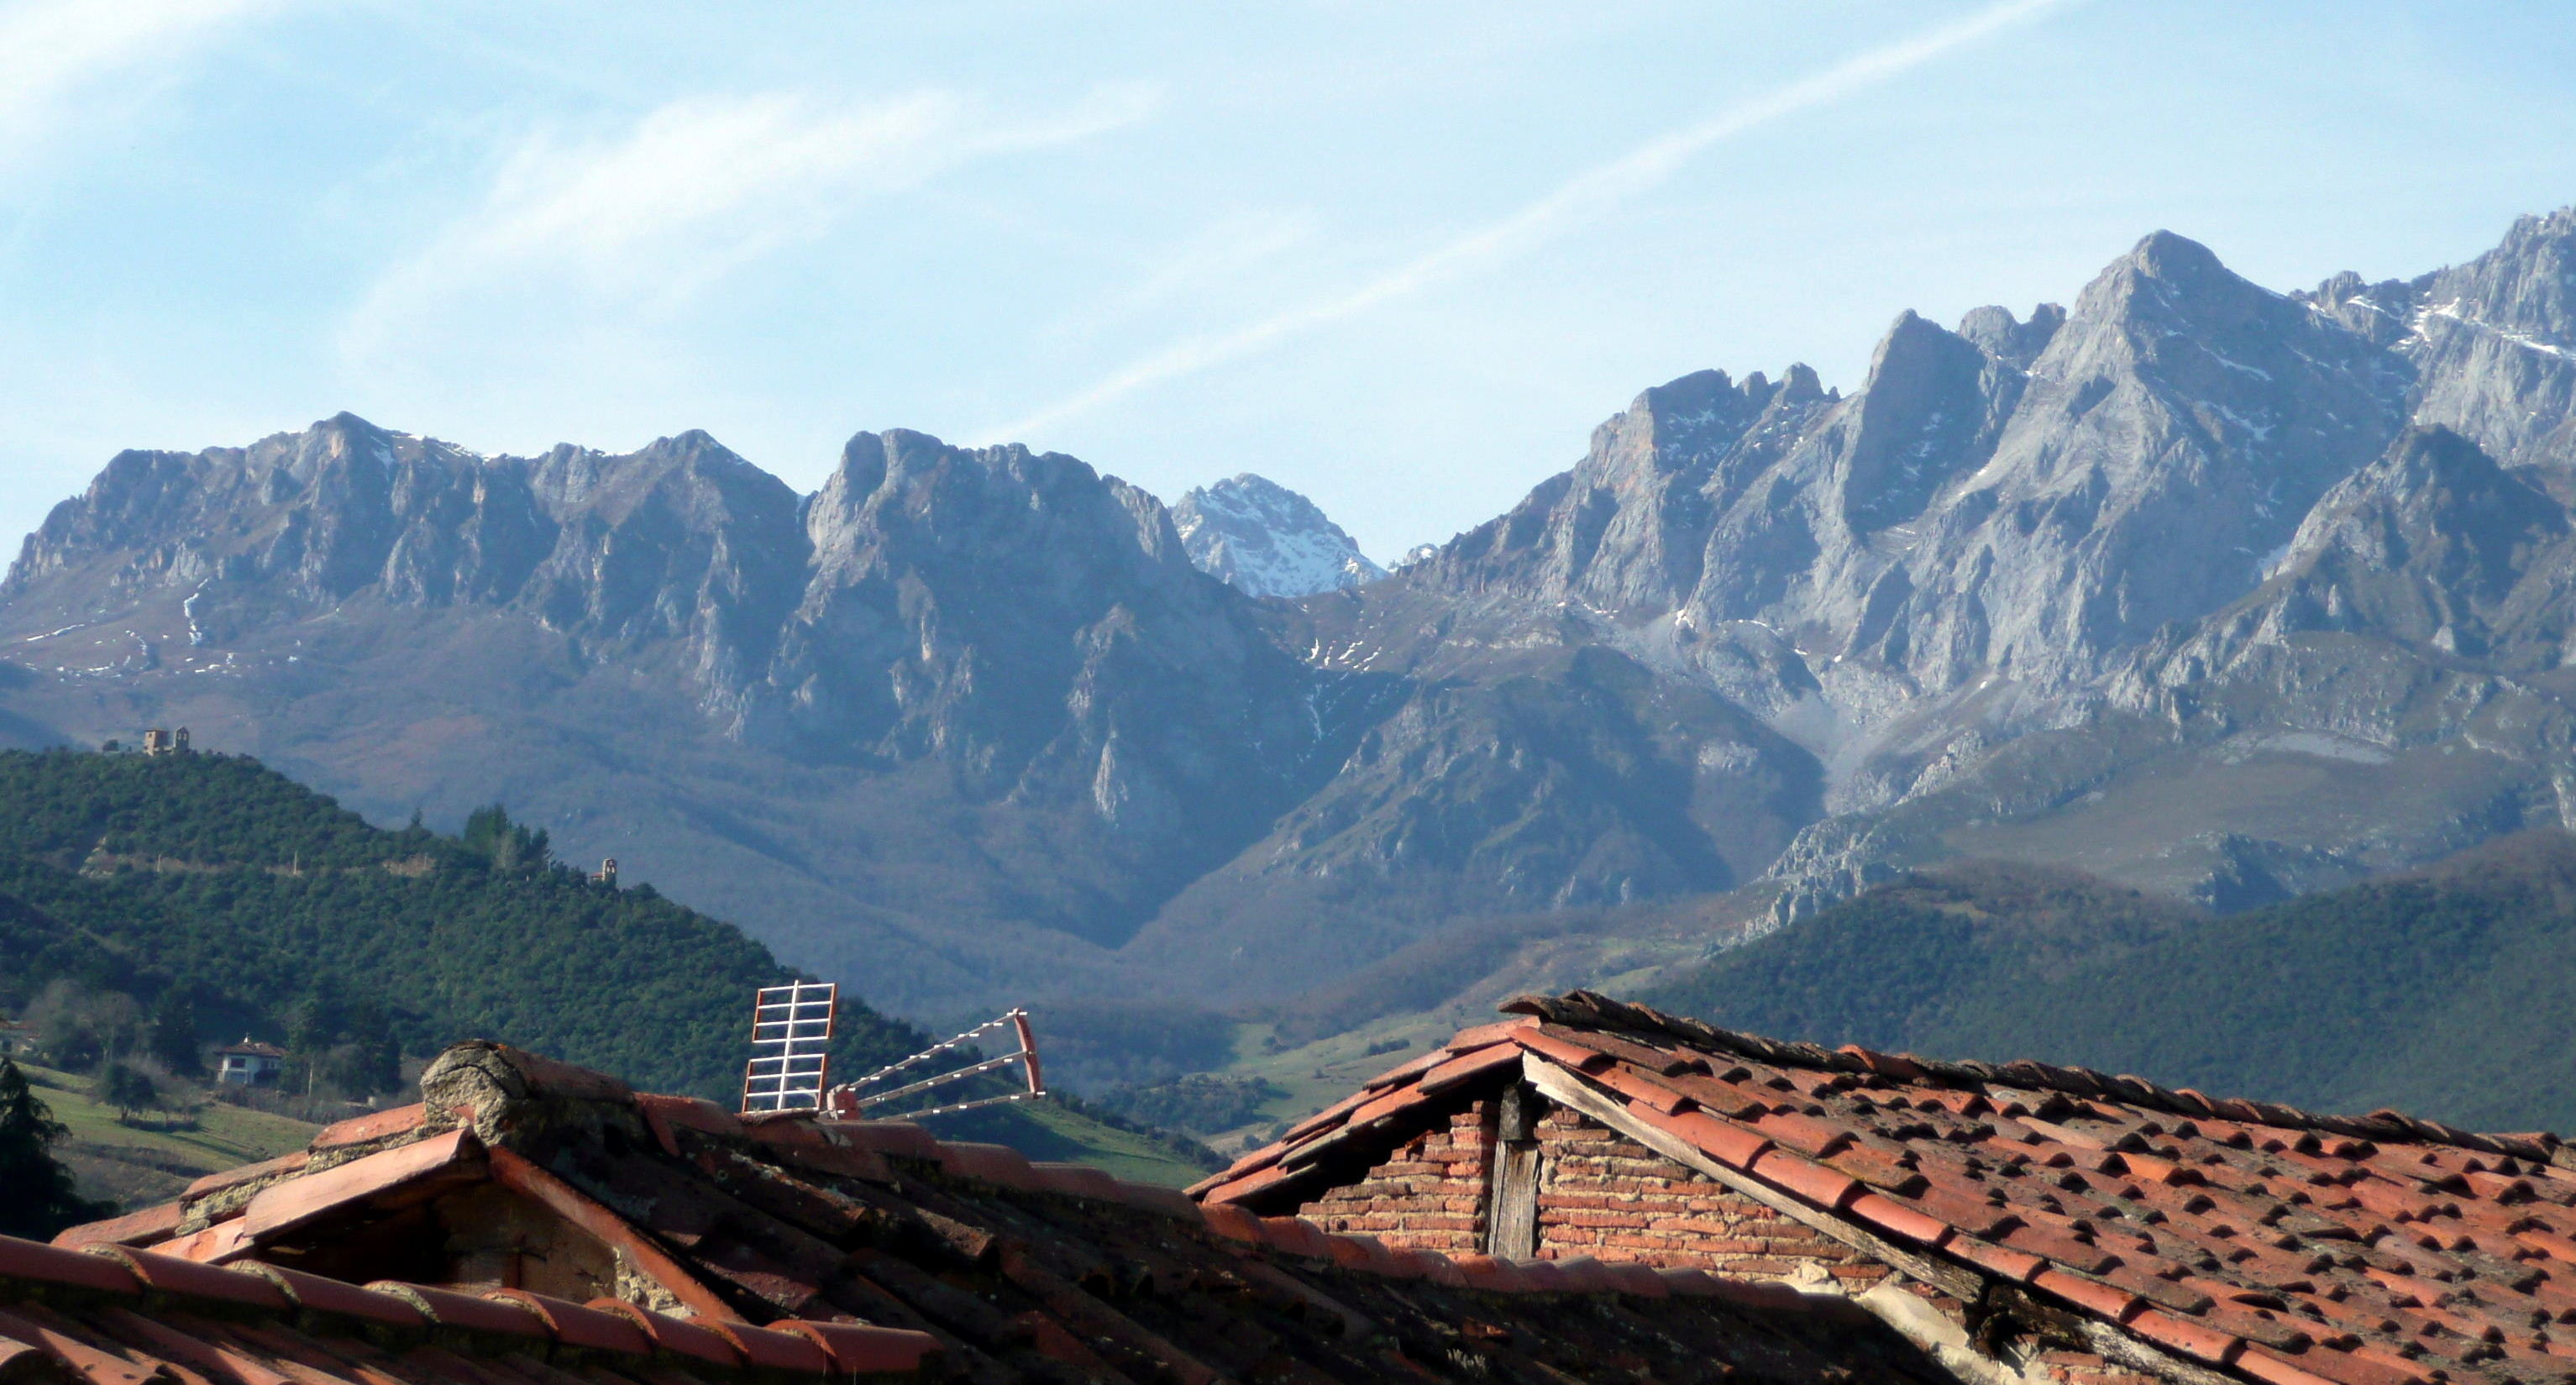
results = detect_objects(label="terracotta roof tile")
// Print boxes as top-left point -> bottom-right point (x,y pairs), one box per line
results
2126,1306 -> 2245,1366
632,1094 -> 743,1157
2033,1268 -> 2145,1323
81,1248 -> 289,1310
1194,1160 -> 1303,1206
1749,1109 -> 1850,1158
1588,1062 -> 1694,1115
1414,1042 -> 1522,1096
241,1129 -> 481,1241
1196,1202 -> 1262,1245
478,1290 -> 649,1355
181,1152 -> 309,1202
0,1240 -> 137,1296
48,1203 -> 182,1252
365,1283 -> 544,1340
1513,1260 -> 1571,1293
1257,1216 -> 1332,1261
1656,1072 -> 1771,1120
765,1320 -> 939,1377
580,1301 -> 739,1368
230,1265 -> 425,1332
1441,1018 -> 1537,1050
1534,1025 -> 1701,1077
1510,1030 -> 1617,1074
1026,1162 -> 1120,1200
700,1321 -> 830,1375
935,1141 -> 1036,1189
1844,1193 -> 1952,1247
310,1104 -> 430,1152
1745,1148 -> 1860,1212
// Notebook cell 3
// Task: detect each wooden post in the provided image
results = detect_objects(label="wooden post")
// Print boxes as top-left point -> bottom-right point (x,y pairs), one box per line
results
1486,1083 -> 1541,1259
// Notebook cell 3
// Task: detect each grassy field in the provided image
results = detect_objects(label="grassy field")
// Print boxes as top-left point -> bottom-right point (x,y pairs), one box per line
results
17,1062 -> 321,1210
1008,1100 -> 1216,1188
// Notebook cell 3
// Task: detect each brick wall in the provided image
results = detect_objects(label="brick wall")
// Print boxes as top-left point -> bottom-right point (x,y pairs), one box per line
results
1529,1109 -> 1891,1291
1291,1097 -> 2152,1380
1300,1103 -> 1493,1253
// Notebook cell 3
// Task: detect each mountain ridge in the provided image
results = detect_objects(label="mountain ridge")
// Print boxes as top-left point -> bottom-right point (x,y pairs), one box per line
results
10,207 -> 2576,1042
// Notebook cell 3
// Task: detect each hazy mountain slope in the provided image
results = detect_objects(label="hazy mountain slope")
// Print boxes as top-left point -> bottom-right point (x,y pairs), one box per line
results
1636,833 -> 2576,1131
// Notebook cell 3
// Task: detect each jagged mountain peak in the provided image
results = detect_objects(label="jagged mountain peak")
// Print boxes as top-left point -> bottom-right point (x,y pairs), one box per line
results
1954,302 -> 2064,367
2426,204 -> 2576,344
1172,473 -> 1383,598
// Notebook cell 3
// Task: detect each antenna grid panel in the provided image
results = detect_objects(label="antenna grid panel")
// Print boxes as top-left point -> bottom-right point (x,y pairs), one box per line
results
741,981 -> 837,1113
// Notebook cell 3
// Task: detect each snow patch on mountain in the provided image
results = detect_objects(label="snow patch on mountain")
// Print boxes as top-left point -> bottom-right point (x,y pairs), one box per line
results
1173,474 -> 1385,598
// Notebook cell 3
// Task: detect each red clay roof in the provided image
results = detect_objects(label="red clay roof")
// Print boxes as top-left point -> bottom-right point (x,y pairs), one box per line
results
1197,990 -> 2576,1385
45,1037 -> 1949,1385
0,1234 -> 936,1382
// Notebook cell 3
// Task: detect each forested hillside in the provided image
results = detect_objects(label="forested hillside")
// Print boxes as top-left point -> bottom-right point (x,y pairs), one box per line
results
0,748 -> 923,1099
1637,836 -> 2576,1131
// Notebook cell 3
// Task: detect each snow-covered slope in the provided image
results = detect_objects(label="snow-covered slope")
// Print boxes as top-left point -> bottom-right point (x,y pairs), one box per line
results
1171,474 -> 1385,597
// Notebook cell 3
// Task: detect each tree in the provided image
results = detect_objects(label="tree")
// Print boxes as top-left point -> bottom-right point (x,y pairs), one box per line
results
0,1057 -> 112,1236
149,989 -> 202,1077
463,803 -> 553,873
97,1062 -> 157,1123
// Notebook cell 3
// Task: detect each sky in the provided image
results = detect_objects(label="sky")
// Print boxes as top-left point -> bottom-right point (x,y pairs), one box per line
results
1,3 -> 2572,564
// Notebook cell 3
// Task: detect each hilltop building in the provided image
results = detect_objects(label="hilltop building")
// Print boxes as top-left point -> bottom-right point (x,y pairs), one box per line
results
139,727 -> 191,755
212,1037 -> 287,1086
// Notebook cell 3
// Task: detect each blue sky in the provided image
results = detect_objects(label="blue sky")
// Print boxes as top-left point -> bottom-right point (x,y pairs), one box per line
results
1,2 -> 2571,564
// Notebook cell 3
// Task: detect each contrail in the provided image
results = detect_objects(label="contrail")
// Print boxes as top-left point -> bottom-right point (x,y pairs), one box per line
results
982,0 -> 2070,445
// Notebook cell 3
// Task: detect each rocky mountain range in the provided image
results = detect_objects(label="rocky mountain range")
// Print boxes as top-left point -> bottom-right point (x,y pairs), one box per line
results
8,207 -> 2576,1051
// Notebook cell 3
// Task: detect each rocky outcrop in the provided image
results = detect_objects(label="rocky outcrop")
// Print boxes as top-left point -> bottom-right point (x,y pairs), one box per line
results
1173,475 -> 1384,598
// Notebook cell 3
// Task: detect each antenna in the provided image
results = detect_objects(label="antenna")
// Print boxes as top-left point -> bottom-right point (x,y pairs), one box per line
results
829,1009 -> 1046,1121
737,985 -> 1046,1123
740,982 -> 837,1114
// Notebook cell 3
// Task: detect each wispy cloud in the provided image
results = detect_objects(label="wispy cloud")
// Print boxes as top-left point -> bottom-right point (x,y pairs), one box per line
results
344,84 -> 1159,356
0,0 -> 273,169
985,0 -> 2070,444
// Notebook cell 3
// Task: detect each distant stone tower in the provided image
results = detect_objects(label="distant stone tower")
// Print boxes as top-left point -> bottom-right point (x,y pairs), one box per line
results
140,727 -> 193,756
592,858 -> 619,887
